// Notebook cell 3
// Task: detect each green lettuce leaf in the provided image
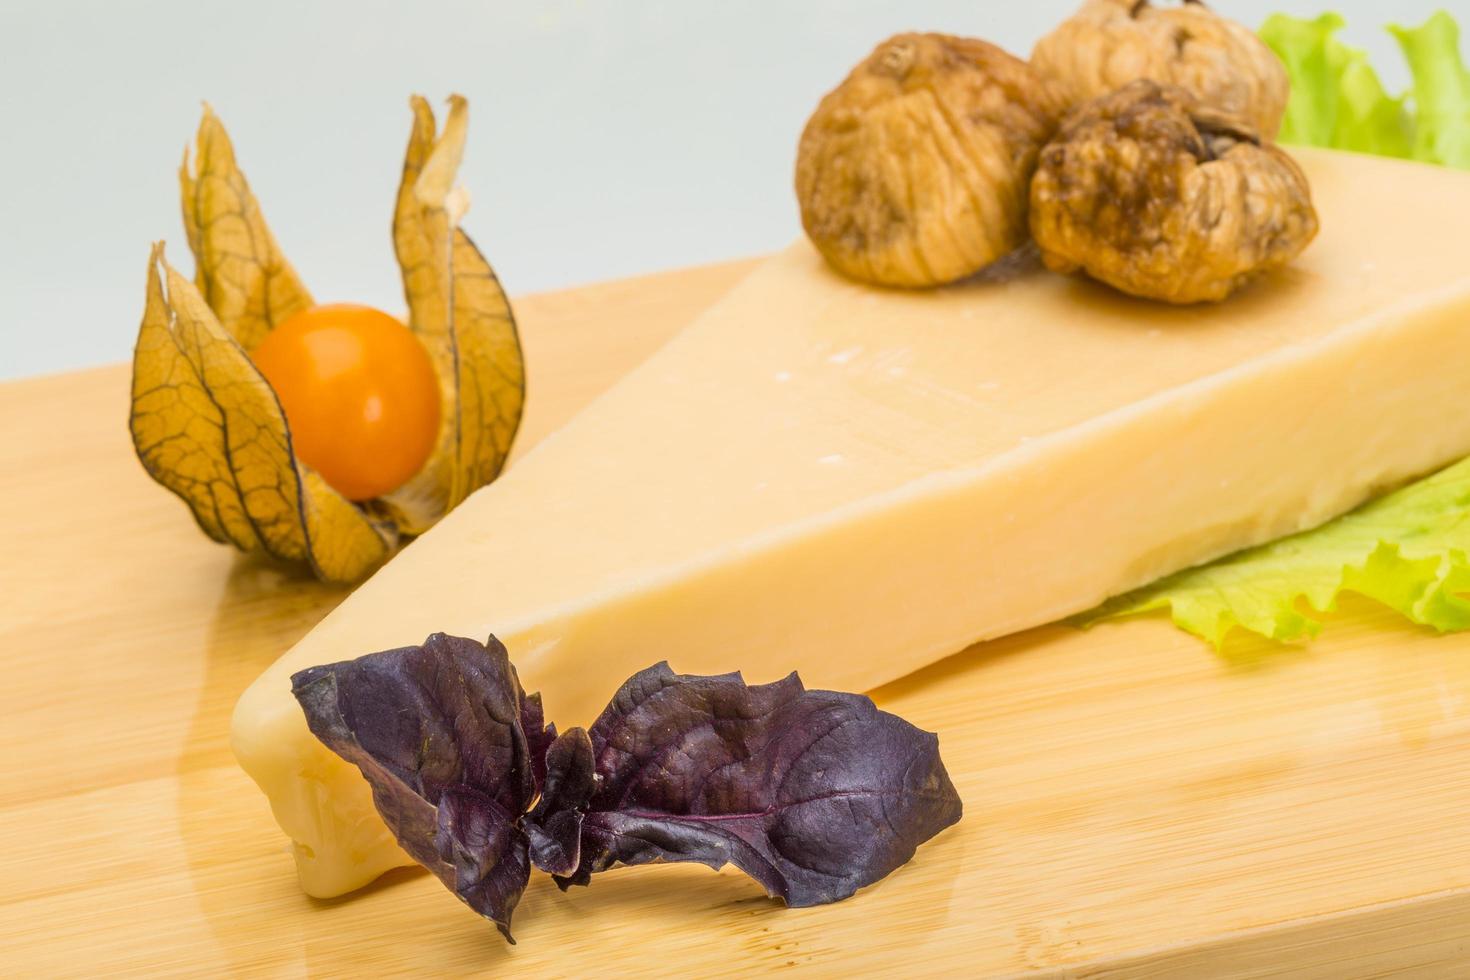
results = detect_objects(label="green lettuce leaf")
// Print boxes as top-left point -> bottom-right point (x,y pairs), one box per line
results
1261,10 -> 1470,168
1262,12 -> 1411,157
1391,11 -> 1470,167
1079,457 -> 1470,647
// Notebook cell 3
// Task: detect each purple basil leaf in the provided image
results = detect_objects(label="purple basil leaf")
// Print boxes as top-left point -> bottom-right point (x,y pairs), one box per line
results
536,727 -> 598,815
526,809 -> 585,878
567,663 -> 962,906
524,727 -> 596,876
520,691 -> 556,796
290,633 -> 542,937
436,788 -> 531,942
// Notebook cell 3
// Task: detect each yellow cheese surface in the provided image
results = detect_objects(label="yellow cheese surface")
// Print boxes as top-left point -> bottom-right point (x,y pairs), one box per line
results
233,149 -> 1470,897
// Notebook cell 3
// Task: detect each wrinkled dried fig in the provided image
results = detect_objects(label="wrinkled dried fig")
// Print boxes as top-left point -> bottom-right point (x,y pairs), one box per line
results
796,32 -> 1067,287
1032,0 -> 1289,139
1029,80 -> 1318,304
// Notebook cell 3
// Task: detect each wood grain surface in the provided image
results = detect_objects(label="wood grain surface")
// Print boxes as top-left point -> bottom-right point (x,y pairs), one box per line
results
4,257 -> 1470,978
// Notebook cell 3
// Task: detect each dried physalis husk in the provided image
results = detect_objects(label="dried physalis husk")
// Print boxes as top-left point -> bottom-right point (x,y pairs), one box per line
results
1031,0 -> 1289,139
130,244 -> 394,582
372,96 -> 525,534
796,32 -> 1067,287
131,97 -> 524,582
180,104 -> 314,350
1029,80 -> 1318,304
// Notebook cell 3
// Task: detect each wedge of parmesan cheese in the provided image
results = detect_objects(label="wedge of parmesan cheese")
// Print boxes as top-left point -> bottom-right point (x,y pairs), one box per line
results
234,149 -> 1470,896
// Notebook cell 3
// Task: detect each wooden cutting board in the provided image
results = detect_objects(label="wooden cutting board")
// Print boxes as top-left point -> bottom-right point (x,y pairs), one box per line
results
5,258 -> 1470,978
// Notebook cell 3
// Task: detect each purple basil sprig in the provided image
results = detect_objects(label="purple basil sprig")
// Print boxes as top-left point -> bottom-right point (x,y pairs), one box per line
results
292,634 -> 962,942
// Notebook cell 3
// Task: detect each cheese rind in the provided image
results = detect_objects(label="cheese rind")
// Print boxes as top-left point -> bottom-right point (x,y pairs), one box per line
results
233,149 -> 1470,896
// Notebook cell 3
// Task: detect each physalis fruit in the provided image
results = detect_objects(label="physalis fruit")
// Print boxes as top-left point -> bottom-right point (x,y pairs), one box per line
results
252,304 -> 440,502
129,96 -> 524,583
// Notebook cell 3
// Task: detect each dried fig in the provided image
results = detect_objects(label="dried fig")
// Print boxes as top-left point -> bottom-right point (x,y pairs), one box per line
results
796,32 -> 1067,287
1029,80 -> 1318,304
1032,0 -> 1289,139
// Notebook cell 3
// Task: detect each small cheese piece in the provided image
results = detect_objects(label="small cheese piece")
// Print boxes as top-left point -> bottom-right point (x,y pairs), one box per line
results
234,149 -> 1470,896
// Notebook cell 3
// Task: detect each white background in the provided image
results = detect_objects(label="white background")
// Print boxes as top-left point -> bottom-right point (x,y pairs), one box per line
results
0,0 -> 1455,379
